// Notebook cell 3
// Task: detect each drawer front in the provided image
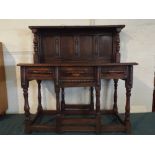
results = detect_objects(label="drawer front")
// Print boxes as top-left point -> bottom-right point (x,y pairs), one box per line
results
101,66 -> 127,79
60,67 -> 95,80
27,67 -> 54,80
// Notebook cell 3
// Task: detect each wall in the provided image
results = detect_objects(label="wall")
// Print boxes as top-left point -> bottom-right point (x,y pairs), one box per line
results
0,19 -> 154,114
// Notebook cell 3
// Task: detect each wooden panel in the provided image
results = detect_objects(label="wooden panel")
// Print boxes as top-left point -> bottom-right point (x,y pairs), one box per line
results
60,36 -> 74,58
80,36 -> 93,58
39,31 -> 114,63
60,67 -> 95,80
41,35 -> 60,60
0,42 -> 8,114
41,35 -> 112,61
27,67 -> 54,74
27,67 -> 55,80
101,66 -> 127,79
99,35 -> 112,58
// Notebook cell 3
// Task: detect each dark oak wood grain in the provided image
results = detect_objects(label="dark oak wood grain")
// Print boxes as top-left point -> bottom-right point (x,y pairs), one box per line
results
18,25 -> 138,134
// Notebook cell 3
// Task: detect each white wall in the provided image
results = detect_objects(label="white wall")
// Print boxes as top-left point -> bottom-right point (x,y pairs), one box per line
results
0,19 -> 154,114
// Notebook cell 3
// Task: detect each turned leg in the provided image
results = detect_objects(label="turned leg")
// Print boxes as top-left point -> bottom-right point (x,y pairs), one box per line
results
23,85 -> 31,134
90,87 -> 94,110
95,86 -> 101,133
55,86 -> 61,133
61,87 -> 65,112
125,80 -> 132,133
113,79 -> 118,114
37,80 -> 43,114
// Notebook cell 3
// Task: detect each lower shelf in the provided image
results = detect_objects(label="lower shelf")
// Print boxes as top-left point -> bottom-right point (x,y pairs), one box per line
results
25,110 -> 130,134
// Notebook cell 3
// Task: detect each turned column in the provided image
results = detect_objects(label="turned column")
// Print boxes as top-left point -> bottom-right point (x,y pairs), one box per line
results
95,67 -> 101,133
55,67 -> 61,133
31,28 -> 40,63
21,66 -> 31,133
113,79 -> 118,114
95,86 -> 101,133
55,86 -> 61,133
61,87 -> 65,112
96,86 -> 100,113
90,87 -> 94,110
22,84 -> 31,133
37,80 -> 43,114
113,28 -> 122,63
125,66 -> 133,133
23,86 -> 30,121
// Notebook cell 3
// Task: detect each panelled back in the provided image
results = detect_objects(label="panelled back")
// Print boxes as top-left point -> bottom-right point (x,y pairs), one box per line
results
29,26 -> 125,63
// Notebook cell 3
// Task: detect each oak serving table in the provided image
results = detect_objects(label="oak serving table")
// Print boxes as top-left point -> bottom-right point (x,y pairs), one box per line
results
18,25 -> 138,134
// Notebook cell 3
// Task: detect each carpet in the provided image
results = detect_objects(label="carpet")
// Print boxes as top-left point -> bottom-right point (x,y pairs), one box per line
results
0,113 -> 155,135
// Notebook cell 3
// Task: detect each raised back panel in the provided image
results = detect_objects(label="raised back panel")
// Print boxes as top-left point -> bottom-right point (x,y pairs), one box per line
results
60,36 -> 74,58
79,36 -> 93,58
41,34 -> 113,62
29,25 -> 125,63
99,35 -> 112,58
41,35 -> 57,57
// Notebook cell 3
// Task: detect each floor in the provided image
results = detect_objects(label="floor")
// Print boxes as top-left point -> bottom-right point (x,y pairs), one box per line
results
0,113 -> 155,135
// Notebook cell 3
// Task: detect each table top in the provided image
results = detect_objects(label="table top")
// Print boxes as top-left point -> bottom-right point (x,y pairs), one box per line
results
17,62 -> 138,67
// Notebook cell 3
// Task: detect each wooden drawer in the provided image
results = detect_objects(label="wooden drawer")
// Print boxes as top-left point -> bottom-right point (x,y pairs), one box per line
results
101,66 -> 127,79
60,67 -> 95,80
27,67 -> 54,80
